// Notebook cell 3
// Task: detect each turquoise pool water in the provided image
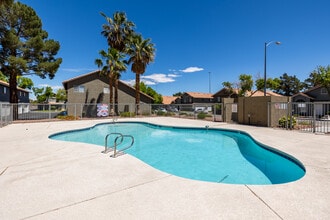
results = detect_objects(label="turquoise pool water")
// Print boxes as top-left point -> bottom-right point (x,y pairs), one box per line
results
49,122 -> 305,185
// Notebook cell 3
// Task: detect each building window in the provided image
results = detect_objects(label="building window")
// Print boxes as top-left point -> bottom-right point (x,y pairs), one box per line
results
3,87 -> 6,94
103,87 -> 110,94
321,88 -> 328,94
73,85 -> 85,93
275,103 -> 287,109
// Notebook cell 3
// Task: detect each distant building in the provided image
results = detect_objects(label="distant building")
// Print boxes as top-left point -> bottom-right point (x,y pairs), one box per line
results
62,70 -> 154,116
292,85 -> 330,102
212,88 -> 239,102
181,92 -> 213,104
0,80 -> 30,103
292,85 -> 330,117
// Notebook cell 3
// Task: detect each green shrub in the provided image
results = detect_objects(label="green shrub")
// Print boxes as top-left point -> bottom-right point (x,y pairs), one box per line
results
279,116 -> 296,128
197,112 -> 207,119
120,112 -> 135,117
156,111 -> 166,116
56,115 -> 78,120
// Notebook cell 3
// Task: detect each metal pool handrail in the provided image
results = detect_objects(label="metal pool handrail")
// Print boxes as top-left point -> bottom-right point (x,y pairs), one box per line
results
111,134 -> 134,158
102,133 -> 123,154
102,132 -> 134,158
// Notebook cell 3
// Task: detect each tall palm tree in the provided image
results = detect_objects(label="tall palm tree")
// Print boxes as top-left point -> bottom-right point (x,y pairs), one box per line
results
99,11 -> 135,114
95,48 -> 126,115
0,0 -> 13,6
100,11 -> 135,51
127,34 -> 155,114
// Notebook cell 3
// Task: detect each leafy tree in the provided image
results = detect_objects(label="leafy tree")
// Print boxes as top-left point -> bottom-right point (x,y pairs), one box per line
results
32,86 -> 54,103
303,71 -> 322,89
32,87 -> 44,102
255,77 -> 280,91
221,81 -> 236,97
255,78 -> 264,91
55,88 -> 66,102
17,76 -> 33,89
0,71 -> 8,81
0,72 -> 34,89
238,74 -> 253,96
0,0 -> 13,6
173,92 -> 183,97
139,82 -> 162,104
275,73 -> 303,96
304,65 -> 330,94
127,34 -> 155,114
0,1 -> 62,118
222,81 -> 233,90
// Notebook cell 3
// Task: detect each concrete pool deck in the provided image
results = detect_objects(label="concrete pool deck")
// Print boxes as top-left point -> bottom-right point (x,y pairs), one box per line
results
0,117 -> 329,219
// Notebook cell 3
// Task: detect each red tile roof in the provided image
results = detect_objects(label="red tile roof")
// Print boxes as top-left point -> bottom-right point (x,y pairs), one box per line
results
185,92 -> 213,99
162,96 -> 179,104
249,90 -> 283,97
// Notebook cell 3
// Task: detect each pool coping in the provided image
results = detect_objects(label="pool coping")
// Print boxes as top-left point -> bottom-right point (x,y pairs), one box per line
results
0,117 -> 329,219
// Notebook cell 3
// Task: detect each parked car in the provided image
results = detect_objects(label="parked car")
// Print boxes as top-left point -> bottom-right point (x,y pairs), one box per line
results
320,115 -> 330,121
166,106 -> 178,112
194,108 -> 208,114
154,107 -> 167,113
56,110 -> 67,117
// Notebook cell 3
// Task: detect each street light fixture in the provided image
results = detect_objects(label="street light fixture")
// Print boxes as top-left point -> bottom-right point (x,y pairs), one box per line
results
264,41 -> 281,96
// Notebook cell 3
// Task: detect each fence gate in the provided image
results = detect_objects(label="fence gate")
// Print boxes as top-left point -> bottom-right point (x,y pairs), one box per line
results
0,103 -> 13,127
271,102 -> 330,133
292,102 -> 330,133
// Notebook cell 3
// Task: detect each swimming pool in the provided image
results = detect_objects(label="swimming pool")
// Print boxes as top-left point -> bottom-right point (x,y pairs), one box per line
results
49,122 -> 305,185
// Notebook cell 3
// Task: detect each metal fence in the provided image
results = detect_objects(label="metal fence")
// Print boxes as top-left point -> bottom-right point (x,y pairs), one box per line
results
271,102 -> 330,133
0,103 -> 12,127
0,103 -> 223,127
2,102 -> 329,134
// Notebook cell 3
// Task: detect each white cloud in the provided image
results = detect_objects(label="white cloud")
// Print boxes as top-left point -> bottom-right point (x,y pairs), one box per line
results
52,85 -> 64,90
142,73 -> 176,83
142,80 -> 156,85
123,73 -> 179,87
121,78 -> 156,86
168,74 -> 181,78
180,67 -> 204,73
121,79 -> 135,86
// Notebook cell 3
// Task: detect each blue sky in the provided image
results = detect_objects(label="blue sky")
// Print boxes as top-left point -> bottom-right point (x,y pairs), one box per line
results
20,0 -> 330,97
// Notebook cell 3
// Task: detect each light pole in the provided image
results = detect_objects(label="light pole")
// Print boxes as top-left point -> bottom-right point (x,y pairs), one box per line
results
264,41 -> 281,96
208,72 -> 211,93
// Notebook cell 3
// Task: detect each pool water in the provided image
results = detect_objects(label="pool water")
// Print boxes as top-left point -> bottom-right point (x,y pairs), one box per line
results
49,122 -> 305,185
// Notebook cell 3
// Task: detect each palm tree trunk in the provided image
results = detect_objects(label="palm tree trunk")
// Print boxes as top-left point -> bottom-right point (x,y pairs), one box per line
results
9,71 -> 19,120
114,76 -> 119,116
135,73 -> 140,115
109,73 -> 114,115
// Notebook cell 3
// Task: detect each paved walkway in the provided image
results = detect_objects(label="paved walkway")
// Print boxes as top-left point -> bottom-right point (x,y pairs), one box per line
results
0,117 -> 329,219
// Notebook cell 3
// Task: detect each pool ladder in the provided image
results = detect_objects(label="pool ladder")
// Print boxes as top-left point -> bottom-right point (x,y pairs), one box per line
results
102,133 -> 134,158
